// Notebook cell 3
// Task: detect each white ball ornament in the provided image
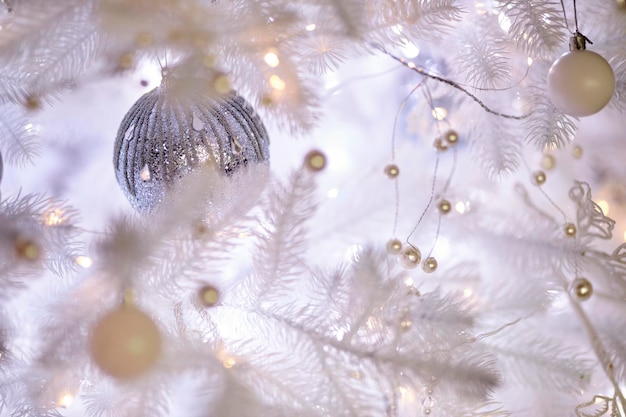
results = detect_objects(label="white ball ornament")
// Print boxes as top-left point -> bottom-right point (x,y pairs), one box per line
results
547,35 -> 615,117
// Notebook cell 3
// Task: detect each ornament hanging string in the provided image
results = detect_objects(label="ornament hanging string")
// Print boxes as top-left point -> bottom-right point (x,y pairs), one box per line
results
373,44 -> 529,120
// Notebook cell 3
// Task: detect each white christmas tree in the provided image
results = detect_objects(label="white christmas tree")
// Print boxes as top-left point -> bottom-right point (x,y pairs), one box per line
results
0,1 -> 625,417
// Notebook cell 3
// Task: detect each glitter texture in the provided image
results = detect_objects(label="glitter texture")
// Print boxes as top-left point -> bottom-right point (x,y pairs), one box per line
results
113,85 -> 270,213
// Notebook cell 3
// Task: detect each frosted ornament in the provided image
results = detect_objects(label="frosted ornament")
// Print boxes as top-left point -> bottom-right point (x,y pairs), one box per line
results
90,305 -> 162,379
547,33 -> 615,117
113,76 -> 270,213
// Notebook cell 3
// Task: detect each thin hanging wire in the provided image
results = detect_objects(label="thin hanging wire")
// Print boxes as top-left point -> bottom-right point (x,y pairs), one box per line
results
373,44 -> 529,120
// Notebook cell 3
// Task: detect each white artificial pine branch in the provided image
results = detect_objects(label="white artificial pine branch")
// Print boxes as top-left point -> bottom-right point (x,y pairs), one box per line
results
0,105 -> 40,166
500,0 -> 566,58
0,0 -> 102,104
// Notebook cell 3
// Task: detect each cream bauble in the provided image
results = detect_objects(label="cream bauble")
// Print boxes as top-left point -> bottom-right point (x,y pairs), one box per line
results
90,305 -> 162,379
547,49 -> 615,117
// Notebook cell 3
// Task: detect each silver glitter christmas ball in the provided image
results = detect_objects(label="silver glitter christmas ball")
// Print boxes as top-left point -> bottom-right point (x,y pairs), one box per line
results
113,82 -> 270,213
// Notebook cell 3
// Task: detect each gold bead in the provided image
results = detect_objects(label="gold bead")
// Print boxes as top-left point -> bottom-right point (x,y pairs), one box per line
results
25,95 -> 41,111
198,285 -> 220,307
400,247 -> 421,269
444,129 -> 459,145
572,145 -> 583,159
438,199 -> 451,214
571,277 -> 592,301
304,149 -> 327,172
14,236 -> 40,261
541,154 -> 555,170
386,238 -> 403,254
118,53 -> 134,70
90,306 -> 162,379
384,164 -> 400,178
422,257 -> 438,273
564,223 -> 577,237
433,137 -> 449,152
532,170 -> 546,185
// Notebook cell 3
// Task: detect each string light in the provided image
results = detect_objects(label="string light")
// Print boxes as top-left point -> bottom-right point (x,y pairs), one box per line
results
305,23 -> 316,31
269,74 -> 286,91
263,51 -> 280,67
431,107 -> 447,120
44,209 -> 65,226
75,256 -> 93,268
58,393 -> 74,408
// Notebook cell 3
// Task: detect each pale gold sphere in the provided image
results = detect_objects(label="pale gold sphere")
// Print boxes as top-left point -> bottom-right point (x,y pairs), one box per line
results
571,277 -> 593,301
547,49 -> 615,117
572,145 -> 583,159
541,154 -> 555,170
400,247 -> 421,269
433,138 -> 449,152
386,238 -> 403,254
444,129 -> 459,145
564,223 -> 577,237
90,306 -> 162,379
532,171 -> 546,185
304,149 -> 327,172
198,285 -> 220,307
438,199 -> 451,214
384,164 -> 400,179
422,257 -> 438,273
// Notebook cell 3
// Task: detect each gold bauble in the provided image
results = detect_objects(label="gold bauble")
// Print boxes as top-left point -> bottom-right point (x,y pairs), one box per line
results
444,129 -> 459,145
532,171 -> 546,185
438,199 -> 451,214
400,247 -> 421,269
571,277 -> 593,301
564,223 -> 577,237
90,306 -> 162,379
422,257 -> 438,273
304,149 -> 327,172
386,238 -> 403,254
541,154 -> 555,170
198,285 -> 220,307
384,164 -> 400,179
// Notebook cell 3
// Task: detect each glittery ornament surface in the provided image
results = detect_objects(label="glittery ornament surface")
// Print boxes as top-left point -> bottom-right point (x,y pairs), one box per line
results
113,82 -> 270,213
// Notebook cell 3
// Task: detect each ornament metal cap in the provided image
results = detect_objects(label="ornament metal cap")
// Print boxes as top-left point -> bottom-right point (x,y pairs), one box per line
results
570,32 -> 592,51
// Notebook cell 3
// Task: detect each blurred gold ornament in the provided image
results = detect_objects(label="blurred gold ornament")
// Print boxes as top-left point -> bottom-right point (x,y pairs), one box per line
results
572,145 -> 583,159
422,257 -> 438,273
571,277 -> 593,301
198,285 -> 220,307
90,305 -> 162,379
400,247 -> 421,269
25,95 -> 41,111
444,129 -> 459,145
541,154 -> 555,170
384,164 -> 400,178
532,171 -> 546,185
386,238 -> 403,254
304,149 -> 327,172
438,200 -> 451,214
14,236 -> 40,261
564,223 -> 577,237
433,137 -> 449,152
